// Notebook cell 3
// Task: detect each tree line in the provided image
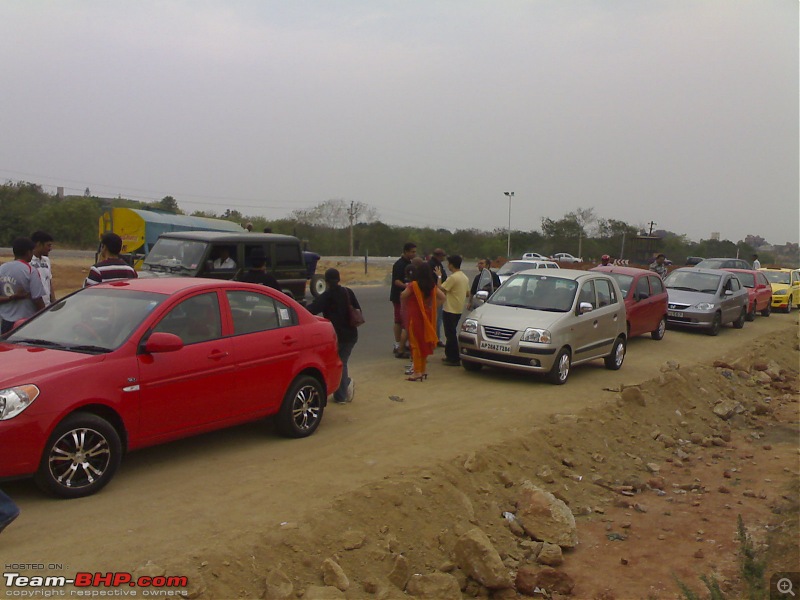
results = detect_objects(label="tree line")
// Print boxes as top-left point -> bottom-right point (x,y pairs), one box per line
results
1,181 -> 794,267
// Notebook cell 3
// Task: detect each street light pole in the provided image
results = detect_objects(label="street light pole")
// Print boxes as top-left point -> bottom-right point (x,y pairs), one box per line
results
504,191 -> 514,257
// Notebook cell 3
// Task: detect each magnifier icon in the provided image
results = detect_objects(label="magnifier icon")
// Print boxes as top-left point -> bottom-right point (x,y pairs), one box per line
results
778,578 -> 796,596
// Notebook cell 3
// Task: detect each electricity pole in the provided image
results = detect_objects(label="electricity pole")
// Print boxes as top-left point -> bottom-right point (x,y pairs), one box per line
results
504,192 -> 514,257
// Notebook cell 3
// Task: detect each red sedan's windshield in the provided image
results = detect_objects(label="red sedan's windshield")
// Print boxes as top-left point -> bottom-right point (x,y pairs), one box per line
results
5,288 -> 167,352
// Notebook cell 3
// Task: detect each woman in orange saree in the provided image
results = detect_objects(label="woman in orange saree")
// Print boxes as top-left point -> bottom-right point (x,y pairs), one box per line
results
400,263 -> 446,381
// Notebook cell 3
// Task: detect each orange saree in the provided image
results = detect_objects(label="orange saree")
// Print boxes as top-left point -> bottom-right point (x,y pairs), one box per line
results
404,281 -> 439,373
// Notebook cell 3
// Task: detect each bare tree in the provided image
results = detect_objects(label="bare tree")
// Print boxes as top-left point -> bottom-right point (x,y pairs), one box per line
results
292,199 -> 379,256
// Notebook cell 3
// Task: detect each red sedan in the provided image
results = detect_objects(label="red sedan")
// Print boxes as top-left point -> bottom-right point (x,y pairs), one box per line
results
724,268 -> 772,320
591,266 -> 669,339
0,278 -> 342,498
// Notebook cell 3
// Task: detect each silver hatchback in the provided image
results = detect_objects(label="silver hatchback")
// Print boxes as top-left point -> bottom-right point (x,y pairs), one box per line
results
458,269 -> 627,384
664,268 -> 749,335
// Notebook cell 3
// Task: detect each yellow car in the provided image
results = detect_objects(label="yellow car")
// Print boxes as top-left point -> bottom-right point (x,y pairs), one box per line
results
759,267 -> 800,313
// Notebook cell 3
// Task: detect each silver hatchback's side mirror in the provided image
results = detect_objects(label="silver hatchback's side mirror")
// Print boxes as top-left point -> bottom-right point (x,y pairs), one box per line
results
578,301 -> 593,314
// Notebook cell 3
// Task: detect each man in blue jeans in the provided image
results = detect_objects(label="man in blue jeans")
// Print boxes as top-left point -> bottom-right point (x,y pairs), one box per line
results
0,489 -> 20,534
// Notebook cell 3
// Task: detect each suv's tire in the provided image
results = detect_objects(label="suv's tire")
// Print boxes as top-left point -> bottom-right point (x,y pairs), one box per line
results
310,274 -> 326,298
604,336 -> 626,370
547,349 -> 571,385
276,375 -> 325,438
733,307 -> 746,329
34,412 -> 122,499
651,317 -> 666,340
707,313 -> 722,336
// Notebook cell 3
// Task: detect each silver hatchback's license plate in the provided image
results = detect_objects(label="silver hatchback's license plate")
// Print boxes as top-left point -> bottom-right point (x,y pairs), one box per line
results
480,341 -> 511,353
668,310 -> 684,318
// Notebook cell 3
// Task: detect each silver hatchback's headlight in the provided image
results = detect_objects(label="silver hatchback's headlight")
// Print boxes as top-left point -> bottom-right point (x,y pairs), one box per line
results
695,302 -> 715,310
521,328 -> 551,343
462,319 -> 479,334
0,385 -> 40,420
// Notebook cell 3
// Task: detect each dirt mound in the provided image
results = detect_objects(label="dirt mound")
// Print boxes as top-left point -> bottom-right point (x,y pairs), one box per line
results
146,330 -> 799,599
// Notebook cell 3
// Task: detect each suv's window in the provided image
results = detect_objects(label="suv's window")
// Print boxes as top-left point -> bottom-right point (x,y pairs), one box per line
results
244,244 -> 272,269
153,292 -> 221,345
276,243 -> 303,267
143,239 -> 207,274
209,245 -> 238,270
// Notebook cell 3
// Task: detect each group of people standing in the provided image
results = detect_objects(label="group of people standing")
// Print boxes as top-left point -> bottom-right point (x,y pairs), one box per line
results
390,243 -> 484,381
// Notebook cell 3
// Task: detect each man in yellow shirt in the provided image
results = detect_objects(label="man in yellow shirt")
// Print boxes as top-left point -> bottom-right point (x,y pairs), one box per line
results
437,255 -> 470,366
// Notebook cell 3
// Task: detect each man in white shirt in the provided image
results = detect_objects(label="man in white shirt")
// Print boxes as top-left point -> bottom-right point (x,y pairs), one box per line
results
751,254 -> 761,270
0,238 -> 46,334
213,248 -> 236,270
30,230 -> 55,305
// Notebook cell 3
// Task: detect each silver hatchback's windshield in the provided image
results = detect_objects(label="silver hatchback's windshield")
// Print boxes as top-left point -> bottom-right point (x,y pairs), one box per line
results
6,288 -> 166,352
143,239 -> 208,274
489,274 -> 577,312
665,271 -> 721,294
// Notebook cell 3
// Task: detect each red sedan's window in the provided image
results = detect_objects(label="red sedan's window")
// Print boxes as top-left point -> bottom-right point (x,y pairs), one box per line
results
153,292 -> 222,345
227,291 -> 282,334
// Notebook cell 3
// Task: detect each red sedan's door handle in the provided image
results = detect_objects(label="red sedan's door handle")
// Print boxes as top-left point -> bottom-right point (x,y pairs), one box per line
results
207,350 -> 229,361
282,336 -> 298,346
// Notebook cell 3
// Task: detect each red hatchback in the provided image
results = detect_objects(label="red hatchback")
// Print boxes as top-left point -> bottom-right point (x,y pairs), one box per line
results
591,266 -> 669,339
724,268 -> 772,320
0,278 -> 342,498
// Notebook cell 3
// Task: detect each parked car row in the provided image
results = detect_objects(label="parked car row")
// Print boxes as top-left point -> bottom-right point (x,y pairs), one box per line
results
457,262 -> 795,386
522,252 -> 582,263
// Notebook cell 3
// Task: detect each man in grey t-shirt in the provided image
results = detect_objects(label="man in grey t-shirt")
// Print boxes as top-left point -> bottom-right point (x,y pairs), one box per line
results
0,238 -> 46,334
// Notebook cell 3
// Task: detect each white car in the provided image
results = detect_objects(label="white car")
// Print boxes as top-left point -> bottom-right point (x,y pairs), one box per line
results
552,253 -> 582,264
497,260 -> 560,284
522,252 -> 549,261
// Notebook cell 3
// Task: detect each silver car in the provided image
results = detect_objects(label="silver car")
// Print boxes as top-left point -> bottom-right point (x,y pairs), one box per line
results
664,268 -> 748,335
459,269 -> 627,384
497,259 -> 560,284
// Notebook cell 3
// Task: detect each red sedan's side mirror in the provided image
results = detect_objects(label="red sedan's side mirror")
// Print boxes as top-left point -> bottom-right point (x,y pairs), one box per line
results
144,332 -> 184,353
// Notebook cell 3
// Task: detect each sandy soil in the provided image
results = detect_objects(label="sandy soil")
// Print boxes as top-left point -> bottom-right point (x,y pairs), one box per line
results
2,256 -> 798,599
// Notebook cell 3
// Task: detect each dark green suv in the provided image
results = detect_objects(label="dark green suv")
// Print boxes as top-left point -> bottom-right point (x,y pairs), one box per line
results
140,232 -> 308,301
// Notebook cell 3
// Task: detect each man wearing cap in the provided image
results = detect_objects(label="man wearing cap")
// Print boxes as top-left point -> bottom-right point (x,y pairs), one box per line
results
600,254 -> 611,266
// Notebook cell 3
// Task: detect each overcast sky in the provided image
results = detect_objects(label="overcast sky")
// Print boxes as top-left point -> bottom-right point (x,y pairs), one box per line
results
1,1 -> 797,244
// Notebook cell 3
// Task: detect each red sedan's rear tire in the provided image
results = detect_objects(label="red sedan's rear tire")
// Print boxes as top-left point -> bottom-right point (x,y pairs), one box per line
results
761,301 -> 771,317
276,375 -> 325,438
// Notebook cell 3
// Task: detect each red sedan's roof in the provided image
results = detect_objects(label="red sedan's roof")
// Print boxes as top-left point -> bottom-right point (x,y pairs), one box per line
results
88,277 -> 260,295
590,265 -> 653,277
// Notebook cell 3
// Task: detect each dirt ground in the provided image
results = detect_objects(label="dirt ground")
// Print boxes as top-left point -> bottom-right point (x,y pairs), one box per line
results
2,255 -> 799,599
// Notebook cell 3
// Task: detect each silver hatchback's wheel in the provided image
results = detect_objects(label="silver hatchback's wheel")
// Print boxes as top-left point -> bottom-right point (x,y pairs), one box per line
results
733,307 -> 746,329
604,336 -> 626,370
706,313 -> 722,336
277,375 -> 325,438
35,413 -> 122,499
547,349 -> 571,385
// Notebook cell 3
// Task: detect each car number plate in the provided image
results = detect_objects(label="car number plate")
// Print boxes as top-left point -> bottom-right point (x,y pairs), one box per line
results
668,310 -> 684,318
480,341 -> 511,353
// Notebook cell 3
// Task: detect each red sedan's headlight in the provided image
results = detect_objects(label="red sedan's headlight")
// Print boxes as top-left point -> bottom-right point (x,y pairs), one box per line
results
0,385 -> 40,420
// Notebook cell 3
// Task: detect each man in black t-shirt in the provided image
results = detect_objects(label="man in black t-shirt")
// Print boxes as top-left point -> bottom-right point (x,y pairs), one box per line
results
390,242 -> 416,357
